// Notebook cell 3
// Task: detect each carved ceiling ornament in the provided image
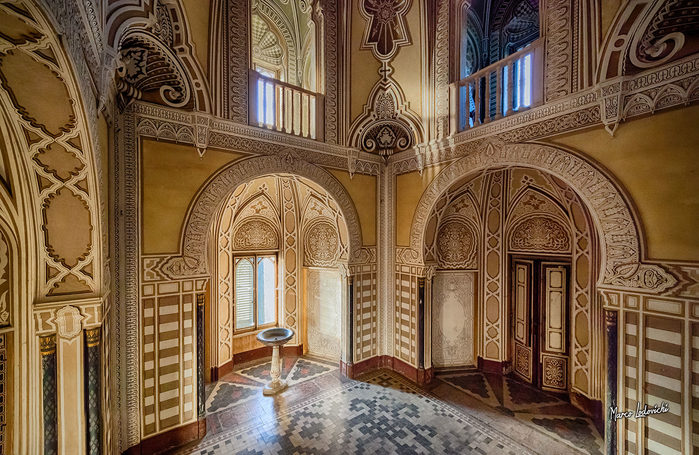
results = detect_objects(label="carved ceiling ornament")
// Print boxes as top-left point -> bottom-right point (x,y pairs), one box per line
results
509,216 -> 571,253
359,0 -> 412,61
107,0 -> 214,114
349,81 -> 423,156
436,220 -> 477,269
116,30 -> 192,109
630,0 -> 698,70
409,141 -> 677,294
232,218 -> 279,251
304,219 -> 340,267
599,0 -> 699,81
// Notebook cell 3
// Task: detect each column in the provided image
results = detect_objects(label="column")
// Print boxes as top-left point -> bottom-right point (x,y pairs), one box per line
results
40,335 -> 57,455
196,293 -> 205,419
55,305 -> 85,455
84,328 -> 102,455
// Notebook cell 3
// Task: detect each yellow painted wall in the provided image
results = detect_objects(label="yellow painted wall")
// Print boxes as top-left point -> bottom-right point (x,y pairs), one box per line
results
181,0 -> 210,77
547,105 -> 699,261
349,0 -> 381,124
395,165 -> 444,246
141,139 -> 242,254
390,0 -> 424,118
329,169 -> 376,245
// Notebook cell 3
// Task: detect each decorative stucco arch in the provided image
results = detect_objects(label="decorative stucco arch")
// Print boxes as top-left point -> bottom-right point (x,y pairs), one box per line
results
162,153 -> 363,278
408,140 -> 677,294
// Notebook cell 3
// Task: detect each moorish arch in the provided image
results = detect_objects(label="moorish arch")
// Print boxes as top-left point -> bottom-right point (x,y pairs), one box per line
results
161,153 -> 364,278
407,140 -> 677,295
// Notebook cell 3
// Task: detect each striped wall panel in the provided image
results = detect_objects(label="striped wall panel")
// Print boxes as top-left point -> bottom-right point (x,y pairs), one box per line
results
141,297 -> 156,435
618,312 -> 638,455
182,293 -> 195,423
643,315 -> 683,455
692,322 -> 699,454
141,279 -> 205,437
395,266 -> 418,365
623,311 -> 638,455
157,294 -> 181,430
353,264 -> 377,362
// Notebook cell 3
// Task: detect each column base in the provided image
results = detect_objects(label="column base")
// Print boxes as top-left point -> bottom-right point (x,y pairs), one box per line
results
263,381 -> 288,396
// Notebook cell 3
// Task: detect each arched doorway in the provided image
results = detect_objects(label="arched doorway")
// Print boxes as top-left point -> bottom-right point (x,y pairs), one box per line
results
171,155 -> 363,419
424,166 -> 595,397
211,174 -> 350,372
411,141 -> 676,450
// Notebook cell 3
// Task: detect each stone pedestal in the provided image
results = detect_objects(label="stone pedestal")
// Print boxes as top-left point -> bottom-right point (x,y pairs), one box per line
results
263,345 -> 288,396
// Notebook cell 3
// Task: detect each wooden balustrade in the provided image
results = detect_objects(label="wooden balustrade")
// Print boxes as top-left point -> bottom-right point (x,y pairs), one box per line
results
249,70 -> 325,141
450,39 -> 543,132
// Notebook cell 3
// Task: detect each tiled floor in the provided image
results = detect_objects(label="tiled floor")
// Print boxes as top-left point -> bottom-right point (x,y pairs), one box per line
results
174,357 -> 602,455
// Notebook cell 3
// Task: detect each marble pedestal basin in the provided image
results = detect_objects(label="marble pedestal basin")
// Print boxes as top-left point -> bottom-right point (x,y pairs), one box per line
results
257,327 -> 295,395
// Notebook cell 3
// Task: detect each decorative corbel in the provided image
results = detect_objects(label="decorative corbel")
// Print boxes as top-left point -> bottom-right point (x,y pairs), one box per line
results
415,144 -> 427,175
55,306 -> 84,340
194,113 -> 210,158
347,149 -> 359,179
599,80 -> 624,136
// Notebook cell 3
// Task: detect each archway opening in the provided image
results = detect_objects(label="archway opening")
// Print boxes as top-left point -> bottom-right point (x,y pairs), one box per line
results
203,173 -> 350,414
423,166 -> 605,450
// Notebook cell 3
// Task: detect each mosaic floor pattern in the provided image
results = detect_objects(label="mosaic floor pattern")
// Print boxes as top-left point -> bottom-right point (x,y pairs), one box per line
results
437,371 -> 603,455
177,358 -> 599,455
205,357 -> 337,415
182,369 -> 536,455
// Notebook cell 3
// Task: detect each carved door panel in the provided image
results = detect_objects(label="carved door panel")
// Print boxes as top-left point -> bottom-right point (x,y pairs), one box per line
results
512,260 -> 534,383
539,262 -> 569,392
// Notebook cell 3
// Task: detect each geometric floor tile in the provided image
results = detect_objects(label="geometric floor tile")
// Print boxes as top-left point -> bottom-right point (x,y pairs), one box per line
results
206,357 -> 338,416
438,371 -> 603,455
177,369 -> 537,455
235,356 -> 336,386
206,382 -> 260,414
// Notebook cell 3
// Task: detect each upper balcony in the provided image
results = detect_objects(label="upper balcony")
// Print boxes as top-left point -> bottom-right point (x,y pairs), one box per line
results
451,39 -> 544,132
249,70 -> 325,141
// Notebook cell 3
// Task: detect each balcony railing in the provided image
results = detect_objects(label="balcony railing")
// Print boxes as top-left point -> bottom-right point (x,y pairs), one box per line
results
450,39 -> 544,132
249,70 -> 325,141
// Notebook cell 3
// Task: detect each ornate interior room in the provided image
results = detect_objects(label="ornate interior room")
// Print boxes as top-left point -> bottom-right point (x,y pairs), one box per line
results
0,0 -> 697,453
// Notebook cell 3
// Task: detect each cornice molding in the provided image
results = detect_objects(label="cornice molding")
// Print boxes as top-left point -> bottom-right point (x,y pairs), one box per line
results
389,53 -> 699,174
130,103 -> 383,176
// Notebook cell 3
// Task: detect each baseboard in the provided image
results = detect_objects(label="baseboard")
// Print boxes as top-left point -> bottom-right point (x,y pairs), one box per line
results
210,359 -> 234,381
477,357 -> 509,374
123,418 -> 206,455
343,355 -> 433,386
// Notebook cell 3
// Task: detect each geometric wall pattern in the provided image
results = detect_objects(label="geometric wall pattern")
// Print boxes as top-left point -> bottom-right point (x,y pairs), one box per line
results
352,261 -> 378,362
606,289 -> 699,455
140,277 -> 205,437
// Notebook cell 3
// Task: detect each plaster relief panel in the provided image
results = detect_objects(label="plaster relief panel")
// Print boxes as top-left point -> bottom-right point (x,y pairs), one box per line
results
432,271 -> 475,368
305,268 -> 341,361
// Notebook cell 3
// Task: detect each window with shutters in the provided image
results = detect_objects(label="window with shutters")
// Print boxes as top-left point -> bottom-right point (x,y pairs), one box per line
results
233,254 -> 278,333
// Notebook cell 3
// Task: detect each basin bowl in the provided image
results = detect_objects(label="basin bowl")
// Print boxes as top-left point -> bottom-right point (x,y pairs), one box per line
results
256,327 -> 294,347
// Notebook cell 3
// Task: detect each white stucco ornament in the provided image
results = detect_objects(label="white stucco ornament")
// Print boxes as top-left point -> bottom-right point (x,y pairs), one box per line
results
55,305 -> 84,339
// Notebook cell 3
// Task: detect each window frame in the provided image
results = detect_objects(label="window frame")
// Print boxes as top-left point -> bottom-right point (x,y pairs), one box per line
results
232,252 -> 279,334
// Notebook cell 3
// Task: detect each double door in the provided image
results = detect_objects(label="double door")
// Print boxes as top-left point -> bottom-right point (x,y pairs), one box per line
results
511,258 -> 569,392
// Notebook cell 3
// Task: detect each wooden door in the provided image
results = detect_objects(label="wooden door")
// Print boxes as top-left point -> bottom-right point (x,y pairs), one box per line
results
512,259 -> 535,383
538,262 -> 569,392
511,259 -> 570,392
